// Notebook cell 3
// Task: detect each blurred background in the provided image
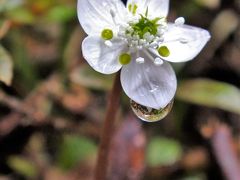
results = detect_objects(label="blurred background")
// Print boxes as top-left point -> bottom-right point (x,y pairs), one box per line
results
0,0 -> 240,179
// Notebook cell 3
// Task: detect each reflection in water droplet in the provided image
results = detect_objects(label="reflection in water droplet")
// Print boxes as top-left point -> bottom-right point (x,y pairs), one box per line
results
130,99 -> 174,122
150,85 -> 159,93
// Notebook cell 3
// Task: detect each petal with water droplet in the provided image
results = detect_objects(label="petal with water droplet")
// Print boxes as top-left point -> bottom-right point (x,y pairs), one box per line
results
82,36 -> 125,74
152,24 -> 211,62
121,52 -> 177,109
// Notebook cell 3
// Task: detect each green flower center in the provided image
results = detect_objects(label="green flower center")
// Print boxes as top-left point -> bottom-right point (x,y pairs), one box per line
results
128,15 -> 162,39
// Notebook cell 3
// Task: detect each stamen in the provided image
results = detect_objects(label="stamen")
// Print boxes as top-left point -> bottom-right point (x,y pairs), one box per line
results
101,29 -> 113,40
158,46 -> 170,57
104,40 -> 113,47
143,50 -> 155,62
117,11 -> 168,55
133,4 -> 138,15
143,32 -> 154,42
110,9 -> 117,25
156,37 -> 164,43
110,9 -> 115,18
157,28 -> 165,36
132,40 -> 138,46
145,7 -> 149,17
128,4 -> 132,12
136,57 -> 144,64
154,57 -> 164,66
149,42 -> 158,48
175,17 -> 185,26
139,39 -> 146,45
126,26 -> 134,33
119,53 -> 131,65
128,2 -> 138,15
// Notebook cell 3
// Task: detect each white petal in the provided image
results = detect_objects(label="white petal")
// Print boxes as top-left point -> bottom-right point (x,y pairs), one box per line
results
121,51 -> 177,109
82,36 -> 126,74
77,0 -> 127,35
154,24 -> 211,63
127,0 -> 169,18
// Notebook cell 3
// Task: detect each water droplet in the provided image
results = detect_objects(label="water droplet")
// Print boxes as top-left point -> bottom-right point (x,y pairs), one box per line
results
179,38 -> 189,44
130,99 -> 174,122
154,58 -> 164,66
136,57 -> 145,64
174,17 -> 185,26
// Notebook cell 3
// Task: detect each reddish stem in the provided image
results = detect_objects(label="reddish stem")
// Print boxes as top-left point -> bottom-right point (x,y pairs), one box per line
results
94,72 -> 122,180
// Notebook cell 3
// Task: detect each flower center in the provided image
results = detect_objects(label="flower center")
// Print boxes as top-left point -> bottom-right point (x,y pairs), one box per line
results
130,15 -> 159,38
100,6 -> 178,66
118,13 -> 167,52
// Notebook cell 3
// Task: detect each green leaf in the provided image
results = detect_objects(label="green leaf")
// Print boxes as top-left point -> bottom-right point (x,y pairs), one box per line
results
0,45 -> 13,85
180,173 -> 207,180
70,65 -> 114,91
7,156 -> 38,178
57,135 -> 97,170
0,0 -> 23,13
176,79 -> 240,115
46,5 -> 76,23
147,137 -> 182,166
6,7 -> 35,24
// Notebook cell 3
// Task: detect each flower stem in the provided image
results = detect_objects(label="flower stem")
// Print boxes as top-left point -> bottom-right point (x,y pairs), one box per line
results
94,71 -> 122,180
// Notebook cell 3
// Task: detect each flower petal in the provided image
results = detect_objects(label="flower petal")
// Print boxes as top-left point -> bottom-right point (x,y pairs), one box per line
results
154,24 -> 211,63
77,0 -> 127,35
82,36 -> 126,74
121,52 -> 177,109
127,0 -> 169,18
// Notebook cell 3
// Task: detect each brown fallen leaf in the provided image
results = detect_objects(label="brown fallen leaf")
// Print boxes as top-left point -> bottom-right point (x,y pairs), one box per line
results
58,84 -> 91,114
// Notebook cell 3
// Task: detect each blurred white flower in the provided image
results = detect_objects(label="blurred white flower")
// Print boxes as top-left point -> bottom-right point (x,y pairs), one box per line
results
77,0 -> 210,109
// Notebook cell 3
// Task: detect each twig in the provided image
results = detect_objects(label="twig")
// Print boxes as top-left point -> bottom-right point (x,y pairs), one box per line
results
0,90 -> 35,117
94,72 -> 122,180
0,20 -> 11,39
0,113 -> 22,136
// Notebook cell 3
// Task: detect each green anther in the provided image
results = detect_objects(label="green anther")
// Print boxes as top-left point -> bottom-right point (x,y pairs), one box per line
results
101,29 -> 113,40
119,53 -> 131,65
133,4 -> 138,15
128,4 -> 132,12
158,46 -> 170,57
145,7 -> 149,17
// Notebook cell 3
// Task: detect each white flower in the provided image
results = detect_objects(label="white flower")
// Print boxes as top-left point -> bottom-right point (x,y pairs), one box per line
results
77,0 -> 211,109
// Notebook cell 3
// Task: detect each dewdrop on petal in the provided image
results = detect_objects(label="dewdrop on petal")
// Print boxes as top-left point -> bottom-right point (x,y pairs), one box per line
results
130,99 -> 174,122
